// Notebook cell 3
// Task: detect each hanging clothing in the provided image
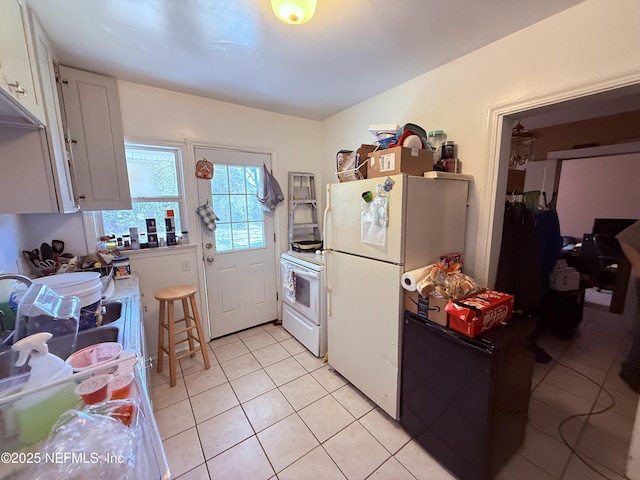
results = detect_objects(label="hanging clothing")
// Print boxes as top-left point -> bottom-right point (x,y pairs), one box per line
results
257,164 -> 284,212
535,208 -> 563,296
495,202 -> 542,312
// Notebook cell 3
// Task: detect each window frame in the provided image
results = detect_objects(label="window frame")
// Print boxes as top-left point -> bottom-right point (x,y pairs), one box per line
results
83,140 -> 188,245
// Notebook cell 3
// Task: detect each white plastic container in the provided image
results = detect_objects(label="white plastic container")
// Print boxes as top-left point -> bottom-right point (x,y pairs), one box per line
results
549,267 -> 580,291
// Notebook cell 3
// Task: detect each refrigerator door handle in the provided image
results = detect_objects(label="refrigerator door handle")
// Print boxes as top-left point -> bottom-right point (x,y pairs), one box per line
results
325,250 -> 331,317
323,183 -> 331,251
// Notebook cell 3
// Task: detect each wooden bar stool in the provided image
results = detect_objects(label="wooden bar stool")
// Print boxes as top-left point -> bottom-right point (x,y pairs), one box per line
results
156,285 -> 210,387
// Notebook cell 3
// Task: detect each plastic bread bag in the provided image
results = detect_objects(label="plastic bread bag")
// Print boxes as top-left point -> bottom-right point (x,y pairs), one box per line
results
22,400 -> 142,480
440,272 -> 485,300
416,264 -> 448,296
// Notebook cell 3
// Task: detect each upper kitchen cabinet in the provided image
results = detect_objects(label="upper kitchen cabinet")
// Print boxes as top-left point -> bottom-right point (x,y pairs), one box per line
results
0,7 -> 74,215
58,66 -> 131,211
0,0 -> 45,125
28,10 -> 76,213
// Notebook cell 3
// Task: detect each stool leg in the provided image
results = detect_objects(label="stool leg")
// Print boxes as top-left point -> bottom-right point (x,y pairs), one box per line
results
168,300 -> 177,387
157,300 -> 165,373
189,294 -> 210,369
182,297 -> 196,357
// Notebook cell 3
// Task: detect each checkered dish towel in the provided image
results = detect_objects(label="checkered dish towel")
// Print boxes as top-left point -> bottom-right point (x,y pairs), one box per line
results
196,203 -> 220,231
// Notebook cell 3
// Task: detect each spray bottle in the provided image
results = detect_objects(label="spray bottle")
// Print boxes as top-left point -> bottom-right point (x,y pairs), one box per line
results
11,332 -> 78,444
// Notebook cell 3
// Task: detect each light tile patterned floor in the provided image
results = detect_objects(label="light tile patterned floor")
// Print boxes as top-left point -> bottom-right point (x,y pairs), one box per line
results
151,288 -> 639,479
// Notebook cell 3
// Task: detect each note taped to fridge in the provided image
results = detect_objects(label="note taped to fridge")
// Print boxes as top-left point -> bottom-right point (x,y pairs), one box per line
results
361,200 -> 387,246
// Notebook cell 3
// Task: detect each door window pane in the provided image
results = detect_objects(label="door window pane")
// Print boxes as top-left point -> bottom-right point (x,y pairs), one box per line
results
246,166 -> 260,195
211,165 -> 228,194
248,222 -> 264,248
212,195 -> 231,223
215,224 -> 232,252
228,166 -> 247,194
213,164 -> 265,253
230,196 -> 248,222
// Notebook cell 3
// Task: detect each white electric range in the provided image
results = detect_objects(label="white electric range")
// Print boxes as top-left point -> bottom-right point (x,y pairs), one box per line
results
280,250 -> 327,357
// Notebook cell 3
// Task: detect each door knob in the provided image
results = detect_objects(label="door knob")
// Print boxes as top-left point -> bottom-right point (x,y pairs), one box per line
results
206,255 -> 214,263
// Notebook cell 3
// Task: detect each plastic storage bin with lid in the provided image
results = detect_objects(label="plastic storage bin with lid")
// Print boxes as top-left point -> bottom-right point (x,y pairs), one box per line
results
14,283 -> 80,359
34,272 -> 102,331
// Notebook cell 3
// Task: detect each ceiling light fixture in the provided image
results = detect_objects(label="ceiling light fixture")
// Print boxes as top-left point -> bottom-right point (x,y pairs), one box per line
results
509,121 -> 537,166
271,0 -> 316,25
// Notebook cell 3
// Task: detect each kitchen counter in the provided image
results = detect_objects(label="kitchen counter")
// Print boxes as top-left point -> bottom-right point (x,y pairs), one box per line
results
0,273 -> 170,479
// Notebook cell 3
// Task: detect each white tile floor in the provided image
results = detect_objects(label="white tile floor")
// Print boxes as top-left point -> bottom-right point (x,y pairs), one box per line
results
151,288 -> 639,480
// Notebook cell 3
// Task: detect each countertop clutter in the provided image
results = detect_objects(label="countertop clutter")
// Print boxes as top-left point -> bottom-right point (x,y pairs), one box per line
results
0,274 -> 169,480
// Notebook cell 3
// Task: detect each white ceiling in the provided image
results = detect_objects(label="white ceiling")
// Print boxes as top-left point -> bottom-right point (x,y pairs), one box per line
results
27,0 -> 586,121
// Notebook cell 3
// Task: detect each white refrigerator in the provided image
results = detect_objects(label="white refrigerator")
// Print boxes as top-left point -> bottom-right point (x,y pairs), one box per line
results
324,173 -> 470,419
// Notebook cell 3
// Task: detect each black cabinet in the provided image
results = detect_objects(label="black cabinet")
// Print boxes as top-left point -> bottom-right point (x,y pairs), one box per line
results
400,312 -> 534,480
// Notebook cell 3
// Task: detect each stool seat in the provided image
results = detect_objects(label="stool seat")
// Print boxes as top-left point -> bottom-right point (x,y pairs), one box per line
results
155,285 -> 198,302
156,285 -> 210,387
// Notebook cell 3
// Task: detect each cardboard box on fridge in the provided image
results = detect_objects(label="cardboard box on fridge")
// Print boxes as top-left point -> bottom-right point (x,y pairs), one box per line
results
445,290 -> 514,338
337,144 -> 377,182
403,290 -> 448,326
368,146 -> 433,178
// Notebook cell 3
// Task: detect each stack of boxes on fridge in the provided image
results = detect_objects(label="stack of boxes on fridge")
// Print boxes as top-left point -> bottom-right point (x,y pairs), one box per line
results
403,253 -> 515,338
335,124 -> 461,183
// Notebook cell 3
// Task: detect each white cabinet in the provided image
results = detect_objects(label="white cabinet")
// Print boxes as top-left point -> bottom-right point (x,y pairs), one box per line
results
58,66 -> 131,211
0,8 -> 76,214
0,9 -> 131,214
0,0 -> 45,125
29,10 -> 77,213
128,248 -> 203,361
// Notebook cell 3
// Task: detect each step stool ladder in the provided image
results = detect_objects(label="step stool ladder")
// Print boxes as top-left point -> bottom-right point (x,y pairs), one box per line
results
288,172 -> 321,249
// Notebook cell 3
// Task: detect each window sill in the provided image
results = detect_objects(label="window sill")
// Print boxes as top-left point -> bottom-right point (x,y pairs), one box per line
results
118,243 -> 197,260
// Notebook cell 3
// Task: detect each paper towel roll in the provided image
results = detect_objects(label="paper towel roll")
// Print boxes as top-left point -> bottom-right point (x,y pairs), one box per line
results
401,265 -> 434,291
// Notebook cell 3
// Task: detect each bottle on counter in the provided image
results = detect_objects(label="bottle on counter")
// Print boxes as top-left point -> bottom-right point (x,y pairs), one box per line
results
11,332 -> 76,444
106,235 -> 117,251
181,231 -> 189,245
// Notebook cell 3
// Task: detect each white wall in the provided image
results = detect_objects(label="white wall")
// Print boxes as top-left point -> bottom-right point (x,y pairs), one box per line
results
556,153 -> 640,238
117,81 -> 321,257
0,214 -> 24,275
19,212 -> 88,257
319,0 -> 640,286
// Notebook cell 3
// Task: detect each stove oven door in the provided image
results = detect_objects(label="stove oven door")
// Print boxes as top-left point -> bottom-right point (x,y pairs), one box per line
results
280,258 -> 321,325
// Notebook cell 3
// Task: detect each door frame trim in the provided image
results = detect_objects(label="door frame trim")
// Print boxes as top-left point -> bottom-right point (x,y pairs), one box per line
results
479,65 -> 640,288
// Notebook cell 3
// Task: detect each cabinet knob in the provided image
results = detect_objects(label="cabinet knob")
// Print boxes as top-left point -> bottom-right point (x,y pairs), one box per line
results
8,81 -> 27,96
